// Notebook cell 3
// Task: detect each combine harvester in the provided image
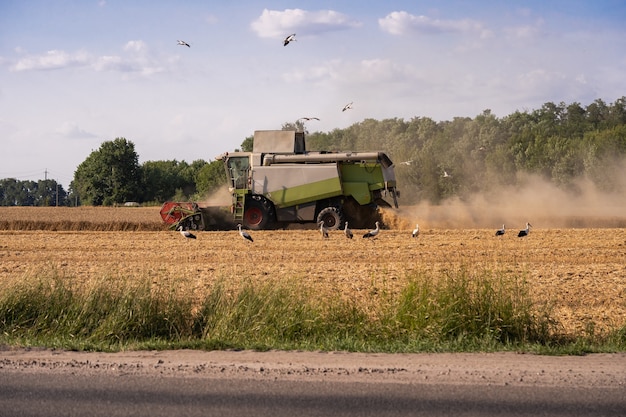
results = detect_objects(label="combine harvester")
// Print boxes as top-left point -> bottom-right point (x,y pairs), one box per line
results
160,129 -> 399,231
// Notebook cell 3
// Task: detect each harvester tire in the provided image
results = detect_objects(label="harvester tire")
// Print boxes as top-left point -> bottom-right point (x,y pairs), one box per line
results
244,198 -> 274,230
316,206 -> 344,231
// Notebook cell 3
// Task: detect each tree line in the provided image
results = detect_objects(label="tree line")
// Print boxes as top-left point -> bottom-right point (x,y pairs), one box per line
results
0,178 -> 68,207
68,138 -> 227,206
1,97 -> 625,206
304,97 -> 626,204
0,138 -> 227,207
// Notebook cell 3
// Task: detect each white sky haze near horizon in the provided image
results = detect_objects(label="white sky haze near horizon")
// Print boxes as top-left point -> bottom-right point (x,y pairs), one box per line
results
1,0 -> 625,187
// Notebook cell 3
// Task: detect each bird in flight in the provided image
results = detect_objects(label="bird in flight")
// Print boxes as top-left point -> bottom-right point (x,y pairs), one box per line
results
342,102 -> 353,112
284,34 -> 296,46
177,40 -> 191,48
299,117 -> 320,121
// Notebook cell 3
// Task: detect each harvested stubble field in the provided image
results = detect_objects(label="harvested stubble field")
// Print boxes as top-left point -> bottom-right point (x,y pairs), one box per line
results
0,206 -> 625,338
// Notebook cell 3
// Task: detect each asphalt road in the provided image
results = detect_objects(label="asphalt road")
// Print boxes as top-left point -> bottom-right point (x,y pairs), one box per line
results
1,349 -> 625,416
1,372 -> 625,417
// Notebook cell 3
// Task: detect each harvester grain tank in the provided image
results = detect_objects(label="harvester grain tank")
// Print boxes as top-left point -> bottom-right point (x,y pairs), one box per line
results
161,129 -> 399,231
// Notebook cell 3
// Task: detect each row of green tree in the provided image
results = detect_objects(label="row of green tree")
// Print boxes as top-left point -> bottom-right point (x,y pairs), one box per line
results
0,139 -> 227,207
1,97 -> 625,206
69,138 -> 227,206
0,178 -> 68,207
303,97 -> 626,203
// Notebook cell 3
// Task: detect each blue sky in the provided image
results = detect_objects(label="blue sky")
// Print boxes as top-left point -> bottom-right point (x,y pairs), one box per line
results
1,1 -> 625,187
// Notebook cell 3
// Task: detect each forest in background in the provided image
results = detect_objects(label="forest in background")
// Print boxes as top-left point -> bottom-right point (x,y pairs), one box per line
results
304,98 -> 626,205
1,97 -> 625,209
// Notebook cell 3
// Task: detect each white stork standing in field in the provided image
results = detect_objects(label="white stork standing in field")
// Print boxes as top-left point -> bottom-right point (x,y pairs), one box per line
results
412,224 -> 420,238
319,221 -> 329,239
177,40 -> 190,48
342,102 -> 353,112
237,224 -> 253,242
177,225 -> 196,239
284,33 -> 296,46
344,222 -> 353,239
517,223 -> 532,237
363,221 -> 380,239
495,224 -> 505,236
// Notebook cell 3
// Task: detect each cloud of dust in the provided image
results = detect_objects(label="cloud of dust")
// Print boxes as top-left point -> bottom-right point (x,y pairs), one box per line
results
392,170 -> 626,229
191,166 -> 626,230
194,185 -> 236,230
196,185 -> 232,207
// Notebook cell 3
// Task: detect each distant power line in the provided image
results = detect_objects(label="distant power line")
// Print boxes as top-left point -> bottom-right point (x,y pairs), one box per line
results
0,169 -> 46,179
0,169 -> 72,185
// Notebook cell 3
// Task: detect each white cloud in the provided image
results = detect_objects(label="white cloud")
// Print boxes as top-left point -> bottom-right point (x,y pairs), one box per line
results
504,18 -> 544,42
282,59 -> 341,84
251,8 -> 361,38
11,49 -> 90,71
56,122 -> 98,139
92,55 -> 124,71
283,57 -> 421,86
9,41 -> 172,77
506,25 -> 540,39
352,59 -> 423,86
123,40 -> 147,53
379,11 -> 492,39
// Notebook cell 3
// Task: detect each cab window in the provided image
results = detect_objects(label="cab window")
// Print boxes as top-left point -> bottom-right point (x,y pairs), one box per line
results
227,157 -> 249,188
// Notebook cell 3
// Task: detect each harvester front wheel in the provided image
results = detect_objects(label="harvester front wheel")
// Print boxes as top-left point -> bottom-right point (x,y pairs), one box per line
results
243,198 -> 274,230
317,206 -> 344,231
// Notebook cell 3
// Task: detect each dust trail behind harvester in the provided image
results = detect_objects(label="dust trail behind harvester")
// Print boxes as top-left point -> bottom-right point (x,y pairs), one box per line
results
194,169 -> 626,231
389,172 -> 626,230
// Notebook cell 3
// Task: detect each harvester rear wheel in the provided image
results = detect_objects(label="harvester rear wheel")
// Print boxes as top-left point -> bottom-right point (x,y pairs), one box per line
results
316,206 -> 344,231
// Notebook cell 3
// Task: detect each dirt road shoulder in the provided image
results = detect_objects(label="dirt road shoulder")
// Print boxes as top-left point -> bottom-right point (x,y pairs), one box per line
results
1,348 -> 624,388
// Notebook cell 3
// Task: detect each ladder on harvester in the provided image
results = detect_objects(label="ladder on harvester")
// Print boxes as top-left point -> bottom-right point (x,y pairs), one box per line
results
233,192 -> 245,223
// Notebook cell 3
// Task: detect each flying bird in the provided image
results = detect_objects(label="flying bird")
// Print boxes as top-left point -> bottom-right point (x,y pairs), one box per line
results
342,102 -> 353,112
283,33 -> 296,46
344,222 -> 353,239
495,224 -> 505,236
517,222 -> 532,238
237,224 -> 253,242
319,221 -> 329,239
363,221 -> 380,239
412,224 -> 420,238
177,225 -> 196,239
177,40 -> 190,48
443,170 -> 452,178
299,117 -> 320,121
